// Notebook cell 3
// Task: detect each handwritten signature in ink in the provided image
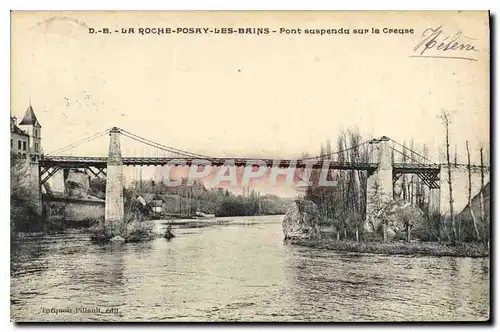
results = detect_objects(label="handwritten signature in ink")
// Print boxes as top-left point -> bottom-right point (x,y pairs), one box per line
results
412,26 -> 479,61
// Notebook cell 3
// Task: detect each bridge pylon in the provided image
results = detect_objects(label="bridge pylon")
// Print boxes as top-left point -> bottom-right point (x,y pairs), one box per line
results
365,136 -> 393,232
104,127 -> 125,237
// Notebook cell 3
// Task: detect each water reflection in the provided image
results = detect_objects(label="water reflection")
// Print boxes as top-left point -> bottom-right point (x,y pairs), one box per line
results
11,216 -> 489,322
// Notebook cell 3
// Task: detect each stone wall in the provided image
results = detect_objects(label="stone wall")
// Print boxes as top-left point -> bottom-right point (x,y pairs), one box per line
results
44,195 -> 104,222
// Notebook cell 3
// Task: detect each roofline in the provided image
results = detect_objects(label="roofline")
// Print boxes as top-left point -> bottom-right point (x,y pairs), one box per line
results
18,121 -> 42,128
11,131 -> 30,137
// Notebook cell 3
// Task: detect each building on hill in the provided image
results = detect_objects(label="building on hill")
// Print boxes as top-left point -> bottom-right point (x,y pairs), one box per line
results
18,104 -> 42,161
149,194 -> 165,216
10,116 -> 30,159
11,104 -> 42,161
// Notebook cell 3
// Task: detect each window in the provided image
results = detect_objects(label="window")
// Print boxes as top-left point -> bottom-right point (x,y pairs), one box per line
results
34,129 -> 38,138
23,141 -> 26,151
18,140 -> 21,150
10,139 -> 12,149
35,143 -> 39,153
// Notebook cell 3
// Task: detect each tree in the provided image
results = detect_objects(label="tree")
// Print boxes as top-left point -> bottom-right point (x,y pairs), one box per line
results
454,144 -> 458,166
439,110 -> 457,245
479,147 -> 485,233
479,146 -> 486,242
409,138 -> 416,205
466,141 -> 480,241
401,141 -> 408,201
367,178 -> 389,242
348,130 -> 365,242
303,127 -> 369,241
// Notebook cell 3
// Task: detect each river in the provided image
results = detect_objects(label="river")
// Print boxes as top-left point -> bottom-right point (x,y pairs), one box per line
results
10,215 -> 490,322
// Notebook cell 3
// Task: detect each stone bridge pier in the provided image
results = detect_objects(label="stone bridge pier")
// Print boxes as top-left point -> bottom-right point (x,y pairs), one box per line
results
364,136 -> 393,232
104,127 -> 125,237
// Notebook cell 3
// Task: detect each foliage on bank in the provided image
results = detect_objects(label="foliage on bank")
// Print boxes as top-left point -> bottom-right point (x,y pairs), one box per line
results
301,127 -> 491,245
11,153 -> 46,236
11,188 -> 44,234
89,220 -> 156,243
284,194 -> 490,257
290,238 -> 489,258
88,192 -> 164,243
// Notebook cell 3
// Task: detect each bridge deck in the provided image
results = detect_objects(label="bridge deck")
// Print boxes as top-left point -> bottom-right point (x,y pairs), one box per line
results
41,156 -> 442,172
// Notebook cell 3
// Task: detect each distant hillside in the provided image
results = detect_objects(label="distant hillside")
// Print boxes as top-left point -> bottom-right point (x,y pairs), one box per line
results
89,176 -> 294,217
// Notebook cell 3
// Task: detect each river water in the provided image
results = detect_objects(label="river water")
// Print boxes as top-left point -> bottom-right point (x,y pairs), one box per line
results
11,215 -> 490,322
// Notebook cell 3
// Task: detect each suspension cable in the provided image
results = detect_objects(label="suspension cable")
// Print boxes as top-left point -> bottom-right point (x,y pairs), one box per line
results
120,130 -> 201,158
46,128 -> 112,156
389,138 -> 436,164
300,139 -> 372,160
389,146 -> 421,164
120,129 -> 211,159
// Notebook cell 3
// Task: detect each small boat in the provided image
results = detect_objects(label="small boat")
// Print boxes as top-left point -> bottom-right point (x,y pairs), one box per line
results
194,211 -> 215,219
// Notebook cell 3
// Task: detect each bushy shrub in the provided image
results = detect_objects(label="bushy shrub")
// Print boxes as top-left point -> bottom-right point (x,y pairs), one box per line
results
89,224 -> 114,243
393,231 -> 407,241
82,217 -> 102,227
89,220 -> 156,243
414,212 -> 441,242
362,231 -> 383,242
125,220 -> 156,242
290,238 -> 489,257
11,188 -> 44,234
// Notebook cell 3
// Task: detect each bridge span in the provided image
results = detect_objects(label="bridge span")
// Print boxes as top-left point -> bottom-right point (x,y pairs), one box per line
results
41,155 -> 442,171
24,127 -> 489,239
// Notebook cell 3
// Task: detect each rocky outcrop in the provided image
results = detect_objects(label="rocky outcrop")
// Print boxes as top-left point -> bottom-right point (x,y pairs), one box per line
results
282,199 -> 321,240
66,171 -> 90,198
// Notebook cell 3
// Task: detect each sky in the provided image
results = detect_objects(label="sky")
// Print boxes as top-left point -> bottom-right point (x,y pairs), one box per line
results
11,11 -> 490,197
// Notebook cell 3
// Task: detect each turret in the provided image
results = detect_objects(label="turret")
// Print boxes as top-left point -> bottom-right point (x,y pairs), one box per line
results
18,104 -> 42,161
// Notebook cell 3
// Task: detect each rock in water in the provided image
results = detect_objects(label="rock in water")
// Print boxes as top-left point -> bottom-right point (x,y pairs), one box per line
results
110,236 -> 125,243
282,199 -> 321,240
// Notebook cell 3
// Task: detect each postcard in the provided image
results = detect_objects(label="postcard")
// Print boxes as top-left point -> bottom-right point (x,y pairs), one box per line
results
10,11 -> 490,322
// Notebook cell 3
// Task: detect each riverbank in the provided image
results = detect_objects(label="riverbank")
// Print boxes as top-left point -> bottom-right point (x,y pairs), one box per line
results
163,219 -> 233,229
289,238 -> 490,258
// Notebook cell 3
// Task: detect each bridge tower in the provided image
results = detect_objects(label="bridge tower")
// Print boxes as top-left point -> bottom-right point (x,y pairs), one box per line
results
104,127 -> 125,236
365,136 -> 393,231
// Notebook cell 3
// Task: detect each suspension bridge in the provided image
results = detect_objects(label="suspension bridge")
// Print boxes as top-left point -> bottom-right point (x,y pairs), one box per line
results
40,127 -> 445,185
29,126 -> 489,238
